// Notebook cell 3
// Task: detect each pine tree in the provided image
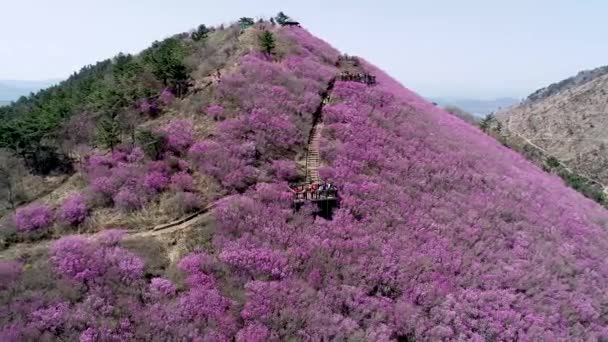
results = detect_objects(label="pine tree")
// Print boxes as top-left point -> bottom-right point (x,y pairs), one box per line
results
238,17 -> 254,30
275,12 -> 289,25
135,129 -> 165,159
143,38 -> 190,96
192,24 -> 210,42
259,31 -> 276,55
479,114 -> 495,132
96,115 -> 121,151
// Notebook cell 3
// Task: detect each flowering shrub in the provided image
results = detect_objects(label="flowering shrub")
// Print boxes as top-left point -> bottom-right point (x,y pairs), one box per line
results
236,323 -> 276,342
170,172 -> 195,191
159,88 -> 174,105
143,171 -> 170,192
149,277 -> 176,298
113,187 -> 143,211
270,159 -> 299,181
90,176 -> 120,198
13,203 -> 54,233
161,119 -> 194,153
50,231 -> 143,286
138,98 -> 160,115
189,140 -> 258,191
220,244 -> 290,279
58,193 -> 88,226
205,104 -> 225,120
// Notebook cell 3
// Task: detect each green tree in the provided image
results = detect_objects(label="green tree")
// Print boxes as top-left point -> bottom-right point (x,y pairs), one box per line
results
143,38 -> 190,96
135,129 -> 165,160
479,114 -> 494,132
192,24 -> 210,42
96,115 -> 121,151
545,156 -> 561,170
0,150 -> 27,211
259,31 -> 276,55
238,17 -> 254,30
495,120 -> 503,133
275,12 -> 289,25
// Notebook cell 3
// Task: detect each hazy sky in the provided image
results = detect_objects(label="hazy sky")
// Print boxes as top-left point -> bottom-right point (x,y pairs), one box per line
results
1,0 -> 607,99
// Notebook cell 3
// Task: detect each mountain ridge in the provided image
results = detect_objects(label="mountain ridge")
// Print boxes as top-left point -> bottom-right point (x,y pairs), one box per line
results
524,64 -> 608,104
498,65 -> 608,191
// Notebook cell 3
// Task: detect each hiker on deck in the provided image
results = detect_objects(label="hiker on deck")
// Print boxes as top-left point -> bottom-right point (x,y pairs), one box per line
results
309,183 -> 318,199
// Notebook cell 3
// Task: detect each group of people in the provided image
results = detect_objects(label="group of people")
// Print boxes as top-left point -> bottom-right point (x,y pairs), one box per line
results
338,71 -> 377,85
291,182 -> 338,201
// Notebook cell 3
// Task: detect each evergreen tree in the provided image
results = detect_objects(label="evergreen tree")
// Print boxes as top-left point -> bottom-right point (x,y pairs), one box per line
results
495,120 -> 503,133
143,38 -> 190,96
479,114 -> 495,132
96,115 -> 121,151
135,129 -> 165,160
275,12 -> 289,25
238,17 -> 254,30
0,150 -> 26,211
192,24 -> 210,42
259,31 -> 276,55
546,156 -> 561,169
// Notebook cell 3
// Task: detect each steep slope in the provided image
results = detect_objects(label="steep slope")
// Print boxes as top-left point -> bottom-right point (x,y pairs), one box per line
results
2,19 -> 608,341
498,65 -> 608,192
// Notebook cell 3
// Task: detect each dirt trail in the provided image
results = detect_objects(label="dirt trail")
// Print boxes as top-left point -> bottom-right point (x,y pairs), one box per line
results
0,205 -> 216,260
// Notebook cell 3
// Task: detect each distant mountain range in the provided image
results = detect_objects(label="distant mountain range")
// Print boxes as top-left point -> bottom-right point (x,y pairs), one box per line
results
0,79 -> 60,105
431,97 -> 520,118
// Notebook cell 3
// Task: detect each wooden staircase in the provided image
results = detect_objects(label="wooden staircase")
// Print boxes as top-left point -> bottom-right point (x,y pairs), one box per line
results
305,122 -> 323,183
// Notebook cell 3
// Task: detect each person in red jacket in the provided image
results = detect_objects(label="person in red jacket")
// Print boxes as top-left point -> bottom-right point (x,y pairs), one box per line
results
310,182 -> 319,199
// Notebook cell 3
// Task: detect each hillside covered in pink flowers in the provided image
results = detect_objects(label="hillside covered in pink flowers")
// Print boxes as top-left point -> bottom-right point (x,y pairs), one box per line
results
2,18 -> 608,341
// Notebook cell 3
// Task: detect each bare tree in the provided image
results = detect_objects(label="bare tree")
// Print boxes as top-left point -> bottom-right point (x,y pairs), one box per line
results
0,149 -> 27,211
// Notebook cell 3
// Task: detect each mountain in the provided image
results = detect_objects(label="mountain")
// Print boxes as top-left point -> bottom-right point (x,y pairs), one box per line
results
0,79 -> 59,103
2,17 -> 608,341
432,97 -> 519,117
497,64 -> 608,191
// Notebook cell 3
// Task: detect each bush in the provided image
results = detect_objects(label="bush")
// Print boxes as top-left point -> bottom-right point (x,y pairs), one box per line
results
58,193 -> 88,226
170,172 -> 195,191
546,156 -> 561,169
0,260 -> 22,290
192,24 -> 210,42
143,171 -> 170,193
149,277 -> 176,297
164,191 -> 201,217
205,104 -> 225,120
13,203 -> 54,233
113,188 -> 143,211
270,160 -> 299,181
160,88 -> 175,105
135,129 -> 166,160
161,119 -> 194,153
258,31 -> 276,55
